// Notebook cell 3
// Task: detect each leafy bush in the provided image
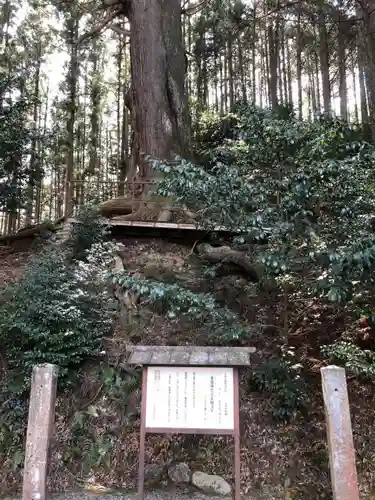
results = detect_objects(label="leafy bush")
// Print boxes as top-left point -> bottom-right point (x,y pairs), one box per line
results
63,363 -> 141,477
109,273 -> 249,342
151,106 -> 375,306
322,342 -> 375,378
0,244 -> 114,392
68,202 -> 110,260
250,356 -> 308,421
0,209 -> 116,466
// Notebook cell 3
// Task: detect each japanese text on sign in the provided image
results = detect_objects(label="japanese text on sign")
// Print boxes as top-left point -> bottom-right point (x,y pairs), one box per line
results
145,366 -> 234,430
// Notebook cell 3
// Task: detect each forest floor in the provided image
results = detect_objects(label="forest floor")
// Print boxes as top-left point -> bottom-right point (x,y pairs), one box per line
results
1,237 -> 375,500
4,490 -> 232,500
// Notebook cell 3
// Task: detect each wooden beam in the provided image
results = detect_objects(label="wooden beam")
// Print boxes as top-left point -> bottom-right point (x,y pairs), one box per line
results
321,366 -> 359,500
22,364 -> 58,500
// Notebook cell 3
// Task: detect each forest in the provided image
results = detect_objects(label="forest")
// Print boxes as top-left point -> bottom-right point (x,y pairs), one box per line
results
2,0 -> 375,498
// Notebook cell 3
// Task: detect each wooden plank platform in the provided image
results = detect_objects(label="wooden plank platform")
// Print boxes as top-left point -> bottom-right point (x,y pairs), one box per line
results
127,345 -> 256,366
67,217 -> 234,233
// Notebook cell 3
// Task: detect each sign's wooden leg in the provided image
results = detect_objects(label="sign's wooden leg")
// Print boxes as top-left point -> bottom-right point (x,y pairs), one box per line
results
233,368 -> 241,500
138,367 -> 148,500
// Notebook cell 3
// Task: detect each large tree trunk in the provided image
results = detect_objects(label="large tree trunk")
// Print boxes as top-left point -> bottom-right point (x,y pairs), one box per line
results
127,0 -> 190,186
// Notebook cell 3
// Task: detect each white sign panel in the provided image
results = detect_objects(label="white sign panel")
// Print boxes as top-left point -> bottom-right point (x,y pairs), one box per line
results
145,366 -> 234,430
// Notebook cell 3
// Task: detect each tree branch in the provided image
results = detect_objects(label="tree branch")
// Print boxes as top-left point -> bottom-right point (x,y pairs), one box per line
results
256,1 -> 300,20
107,24 -> 131,36
77,8 -> 121,44
182,0 -> 209,15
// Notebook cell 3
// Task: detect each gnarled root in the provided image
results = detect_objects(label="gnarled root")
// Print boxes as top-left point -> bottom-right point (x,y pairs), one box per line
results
196,243 -> 262,281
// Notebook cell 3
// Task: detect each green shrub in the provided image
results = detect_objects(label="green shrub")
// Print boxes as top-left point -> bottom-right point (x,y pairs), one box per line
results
250,356 -> 308,421
110,273 -> 249,342
322,341 -> 375,378
68,203 -> 110,260
0,244 -> 114,392
0,217 -> 116,466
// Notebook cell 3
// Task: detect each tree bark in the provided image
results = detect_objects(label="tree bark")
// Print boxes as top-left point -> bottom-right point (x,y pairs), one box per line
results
127,0 -> 190,185
26,40 -> 42,225
318,0 -> 331,116
338,12 -> 347,120
64,13 -> 79,216
360,0 -> 375,139
296,5 -> 302,119
268,21 -> 278,111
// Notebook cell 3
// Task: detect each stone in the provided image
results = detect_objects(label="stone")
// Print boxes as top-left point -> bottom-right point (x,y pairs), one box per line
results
144,463 -> 165,485
192,471 -> 231,496
167,462 -> 191,484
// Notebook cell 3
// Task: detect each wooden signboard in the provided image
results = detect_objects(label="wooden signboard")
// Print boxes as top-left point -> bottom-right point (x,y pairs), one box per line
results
128,346 -> 255,500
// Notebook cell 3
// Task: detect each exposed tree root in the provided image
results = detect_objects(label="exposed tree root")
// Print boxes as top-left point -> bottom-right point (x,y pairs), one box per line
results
99,195 -> 195,223
0,216 -> 66,243
99,196 -> 135,217
196,243 -> 262,281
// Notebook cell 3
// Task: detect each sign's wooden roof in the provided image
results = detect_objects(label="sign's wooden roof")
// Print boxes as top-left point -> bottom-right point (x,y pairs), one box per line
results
127,345 -> 255,366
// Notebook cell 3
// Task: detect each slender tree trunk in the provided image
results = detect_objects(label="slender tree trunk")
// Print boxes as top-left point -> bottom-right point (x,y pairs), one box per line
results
360,0 -> 375,139
338,16 -> 347,120
213,25 -> 219,113
237,30 -> 247,103
318,1 -> 331,116
64,14 -> 79,216
26,41 -> 42,225
296,7 -> 303,119
224,49 -> 228,112
89,39 -> 100,174
268,20 -> 278,110
351,57 -> 359,122
309,65 -> 317,116
314,43 -> 321,114
228,36 -> 235,109
286,37 -> 293,106
252,5 -> 256,105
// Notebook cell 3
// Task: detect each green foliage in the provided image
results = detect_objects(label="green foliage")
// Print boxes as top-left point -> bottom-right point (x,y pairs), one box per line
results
145,106 -> 375,419
63,364 -> 141,478
250,355 -> 308,421
0,73 -> 37,212
151,106 -> 375,305
110,273 -> 249,342
322,342 -> 375,378
0,207 -> 117,465
68,203 -> 110,260
0,246 -> 113,389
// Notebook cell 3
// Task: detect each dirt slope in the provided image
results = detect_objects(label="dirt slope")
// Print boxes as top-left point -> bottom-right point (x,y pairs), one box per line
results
1,238 -> 375,499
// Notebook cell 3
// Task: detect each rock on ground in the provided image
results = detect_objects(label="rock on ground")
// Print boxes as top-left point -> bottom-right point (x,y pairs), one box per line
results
192,471 -> 232,496
167,463 -> 191,484
144,464 -> 165,485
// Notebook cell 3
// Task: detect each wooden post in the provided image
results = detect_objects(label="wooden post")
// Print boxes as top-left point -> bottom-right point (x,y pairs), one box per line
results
321,366 -> 359,500
22,364 -> 58,500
